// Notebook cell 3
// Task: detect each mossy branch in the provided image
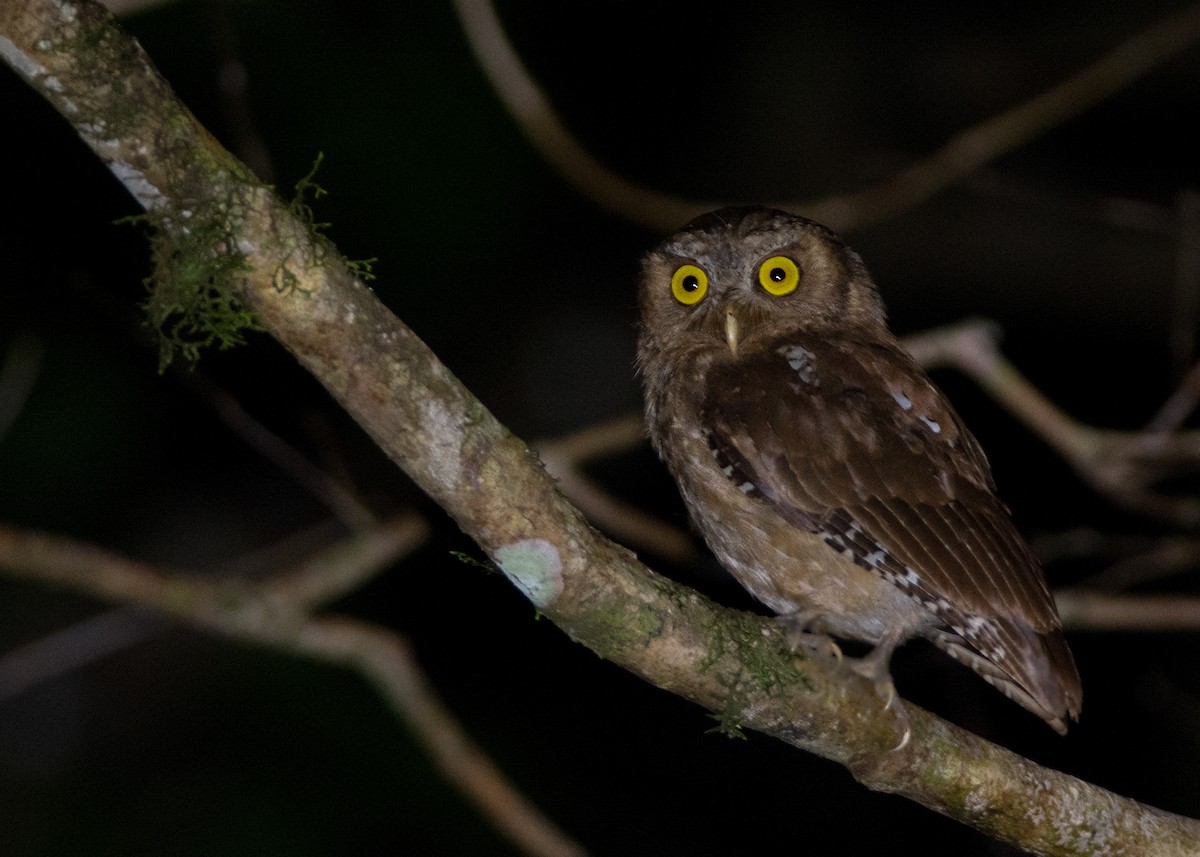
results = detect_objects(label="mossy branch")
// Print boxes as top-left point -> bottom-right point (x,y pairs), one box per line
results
2,2 -> 1199,855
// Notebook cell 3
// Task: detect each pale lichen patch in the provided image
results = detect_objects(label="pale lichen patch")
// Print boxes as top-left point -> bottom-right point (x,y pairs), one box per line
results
495,539 -> 564,608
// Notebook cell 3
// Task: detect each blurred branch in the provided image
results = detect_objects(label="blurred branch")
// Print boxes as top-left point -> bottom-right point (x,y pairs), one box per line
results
1036,527 -> 1200,592
0,606 -> 165,702
0,513 -> 426,700
4,4 -> 1198,854
454,0 -> 1200,234
0,522 -> 586,857
535,413 -> 700,566
905,319 -> 1200,528
1055,590 -> 1200,632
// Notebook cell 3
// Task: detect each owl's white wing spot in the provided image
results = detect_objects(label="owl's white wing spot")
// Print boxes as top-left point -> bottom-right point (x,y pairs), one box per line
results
778,345 -> 818,386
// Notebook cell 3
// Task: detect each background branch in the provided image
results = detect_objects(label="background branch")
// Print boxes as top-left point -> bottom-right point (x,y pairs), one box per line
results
0,522 -> 586,857
454,0 -> 1200,233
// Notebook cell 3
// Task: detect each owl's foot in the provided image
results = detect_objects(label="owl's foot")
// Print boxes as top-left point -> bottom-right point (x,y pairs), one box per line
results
847,637 -> 911,751
776,611 -> 843,664
776,614 -> 911,750
847,642 -> 898,708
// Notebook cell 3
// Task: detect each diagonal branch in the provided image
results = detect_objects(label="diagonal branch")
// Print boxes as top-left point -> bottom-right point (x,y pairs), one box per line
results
3,3 -> 1199,854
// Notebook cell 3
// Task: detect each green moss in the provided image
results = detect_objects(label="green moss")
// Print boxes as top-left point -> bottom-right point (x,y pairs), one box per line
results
286,153 -> 377,289
565,594 -> 667,663
124,190 -> 264,372
699,609 -> 814,736
125,153 -> 384,370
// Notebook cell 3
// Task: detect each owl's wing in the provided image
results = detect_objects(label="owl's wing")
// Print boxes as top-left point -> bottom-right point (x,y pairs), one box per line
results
702,333 -> 1081,727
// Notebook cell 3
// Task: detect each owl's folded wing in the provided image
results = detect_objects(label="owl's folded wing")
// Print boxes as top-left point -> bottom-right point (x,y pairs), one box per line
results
702,333 -> 1081,726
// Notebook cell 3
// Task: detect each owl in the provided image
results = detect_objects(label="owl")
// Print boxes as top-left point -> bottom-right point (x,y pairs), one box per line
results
637,206 -> 1081,733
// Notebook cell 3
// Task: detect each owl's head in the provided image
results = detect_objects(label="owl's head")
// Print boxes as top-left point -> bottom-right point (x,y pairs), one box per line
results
638,207 -> 888,361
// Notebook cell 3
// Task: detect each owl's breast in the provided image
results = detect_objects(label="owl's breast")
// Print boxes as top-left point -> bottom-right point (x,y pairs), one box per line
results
650,387 -> 932,645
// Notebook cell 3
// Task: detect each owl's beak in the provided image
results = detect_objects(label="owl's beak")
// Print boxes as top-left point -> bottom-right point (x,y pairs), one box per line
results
724,308 -> 740,359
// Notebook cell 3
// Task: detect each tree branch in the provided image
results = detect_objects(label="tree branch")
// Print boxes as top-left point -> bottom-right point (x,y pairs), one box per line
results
453,0 -> 1200,233
3,2 -> 1200,854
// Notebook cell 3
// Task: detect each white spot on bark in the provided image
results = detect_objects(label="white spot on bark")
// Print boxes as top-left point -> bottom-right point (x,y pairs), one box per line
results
920,416 -> 941,433
108,161 -> 166,210
36,39 -> 52,50
891,390 -> 913,410
495,539 -> 564,608
56,1 -> 78,22
237,239 -> 257,255
43,74 -> 63,92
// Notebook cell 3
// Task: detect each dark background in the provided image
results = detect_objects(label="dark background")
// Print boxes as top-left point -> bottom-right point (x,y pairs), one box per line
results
2,1 -> 1199,854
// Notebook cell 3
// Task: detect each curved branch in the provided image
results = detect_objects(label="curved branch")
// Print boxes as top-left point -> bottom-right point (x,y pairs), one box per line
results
453,0 -> 1200,233
3,3 -> 1200,854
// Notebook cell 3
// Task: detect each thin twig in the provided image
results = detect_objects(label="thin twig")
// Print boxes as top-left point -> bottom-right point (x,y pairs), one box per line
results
805,2 -> 1200,231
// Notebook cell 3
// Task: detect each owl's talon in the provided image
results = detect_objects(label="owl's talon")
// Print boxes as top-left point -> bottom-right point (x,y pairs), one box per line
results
880,678 -> 897,711
776,611 -> 842,664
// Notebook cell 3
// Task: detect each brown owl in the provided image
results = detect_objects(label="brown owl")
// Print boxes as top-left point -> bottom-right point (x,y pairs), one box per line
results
637,206 -> 1081,733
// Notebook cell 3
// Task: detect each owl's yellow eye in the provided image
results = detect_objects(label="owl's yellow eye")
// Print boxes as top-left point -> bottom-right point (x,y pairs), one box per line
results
671,264 -> 709,305
758,256 -> 800,296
